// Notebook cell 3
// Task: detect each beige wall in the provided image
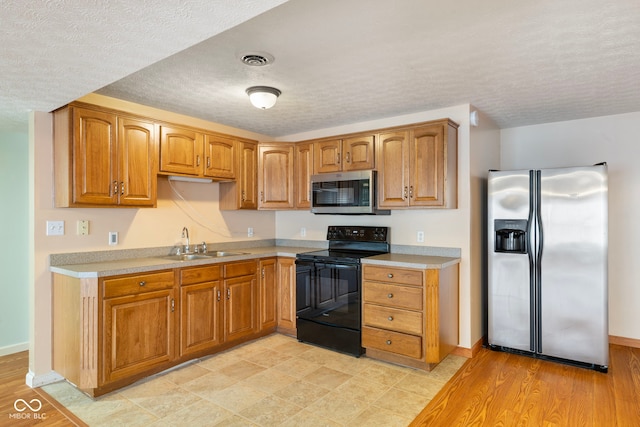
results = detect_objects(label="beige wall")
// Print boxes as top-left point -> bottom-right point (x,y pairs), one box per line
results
276,104 -> 488,349
29,99 -> 277,382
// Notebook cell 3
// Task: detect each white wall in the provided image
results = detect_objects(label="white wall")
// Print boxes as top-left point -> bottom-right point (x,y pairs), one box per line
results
500,111 -> 640,341
0,131 -> 29,355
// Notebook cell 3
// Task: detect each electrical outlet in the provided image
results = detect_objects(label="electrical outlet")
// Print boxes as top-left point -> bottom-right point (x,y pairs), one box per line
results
46,220 -> 64,236
247,227 -> 254,237
109,231 -> 118,245
77,220 -> 89,236
417,231 -> 425,243
300,227 -> 306,237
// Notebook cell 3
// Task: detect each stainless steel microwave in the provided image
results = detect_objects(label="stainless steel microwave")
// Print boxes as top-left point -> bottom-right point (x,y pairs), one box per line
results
310,170 -> 390,215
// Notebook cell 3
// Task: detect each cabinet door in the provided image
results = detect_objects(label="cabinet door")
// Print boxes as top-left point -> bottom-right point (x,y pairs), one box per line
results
410,124 -> 445,206
102,289 -> 176,384
277,257 -> 296,333
258,144 -> 294,209
314,139 -> 342,173
159,125 -> 203,175
259,258 -> 277,331
343,135 -> 375,171
224,275 -> 257,342
378,131 -> 410,208
294,142 -> 313,209
204,134 -> 236,180
180,281 -> 223,356
239,141 -> 258,209
118,117 -> 157,206
72,107 -> 118,205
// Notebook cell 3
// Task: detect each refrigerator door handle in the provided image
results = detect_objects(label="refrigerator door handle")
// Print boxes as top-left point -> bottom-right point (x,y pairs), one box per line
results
528,170 -> 537,352
534,170 -> 544,354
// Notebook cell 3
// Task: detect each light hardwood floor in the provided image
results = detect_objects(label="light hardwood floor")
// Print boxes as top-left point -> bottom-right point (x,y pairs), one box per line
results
411,344 -> 640,426
2,344 -> 638,426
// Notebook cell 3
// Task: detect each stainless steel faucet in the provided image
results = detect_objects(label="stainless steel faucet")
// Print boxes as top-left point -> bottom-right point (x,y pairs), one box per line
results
181,227 -> 190,254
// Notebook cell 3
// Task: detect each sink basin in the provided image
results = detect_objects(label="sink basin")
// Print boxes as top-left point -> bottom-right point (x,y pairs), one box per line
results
159,251 -> 247,261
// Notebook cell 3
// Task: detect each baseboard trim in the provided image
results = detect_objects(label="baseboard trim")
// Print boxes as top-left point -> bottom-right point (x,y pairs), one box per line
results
609,335 -> 640,349
25,370 -> 64,388
0,342 -> 29,357
452,337 -> 484,358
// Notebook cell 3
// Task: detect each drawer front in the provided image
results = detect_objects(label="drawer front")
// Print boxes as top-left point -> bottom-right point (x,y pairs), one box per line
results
223,260 -> 257,278
364,265 -> 423,286
180,265 -> 221,285
363,304 -> 423,335
362,326 -> 422,359
103,271 -> 175,298
363,281 -> 423,310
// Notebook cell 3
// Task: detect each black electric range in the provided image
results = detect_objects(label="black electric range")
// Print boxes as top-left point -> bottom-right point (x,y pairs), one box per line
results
295,226 -> 389,356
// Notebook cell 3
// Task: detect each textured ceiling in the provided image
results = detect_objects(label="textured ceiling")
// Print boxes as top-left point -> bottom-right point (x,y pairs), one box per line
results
3,0 -> 640,137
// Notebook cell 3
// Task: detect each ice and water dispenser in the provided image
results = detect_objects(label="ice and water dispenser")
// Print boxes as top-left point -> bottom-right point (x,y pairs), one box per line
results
494,219 -> 528,253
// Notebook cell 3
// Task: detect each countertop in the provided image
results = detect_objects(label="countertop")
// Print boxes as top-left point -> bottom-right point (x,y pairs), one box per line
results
50,245 -> 461,279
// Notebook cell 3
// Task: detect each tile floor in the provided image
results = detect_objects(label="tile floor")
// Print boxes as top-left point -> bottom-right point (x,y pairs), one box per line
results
42,334 -> 466,426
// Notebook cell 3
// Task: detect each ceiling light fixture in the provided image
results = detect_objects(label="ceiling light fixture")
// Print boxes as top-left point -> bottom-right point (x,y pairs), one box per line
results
246,86 -> 281,109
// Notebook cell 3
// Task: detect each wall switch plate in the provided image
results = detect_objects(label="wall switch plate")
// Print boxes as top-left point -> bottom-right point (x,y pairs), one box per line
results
77,220 -> 89,236
247,227 -> 254,237
417,231 -> 425,243
46,220 -> 64,236
108,231 -> 118,245
300,227 -> 306,237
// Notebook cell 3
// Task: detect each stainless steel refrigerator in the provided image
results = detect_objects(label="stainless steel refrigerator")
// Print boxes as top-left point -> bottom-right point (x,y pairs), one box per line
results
487,163 -> 608,372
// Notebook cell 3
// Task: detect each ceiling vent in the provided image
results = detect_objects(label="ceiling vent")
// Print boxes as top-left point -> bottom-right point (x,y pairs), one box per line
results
240,52 -> 274,66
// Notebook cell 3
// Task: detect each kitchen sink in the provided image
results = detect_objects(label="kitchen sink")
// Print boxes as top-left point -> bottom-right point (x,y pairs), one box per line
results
159,251 -> 248,261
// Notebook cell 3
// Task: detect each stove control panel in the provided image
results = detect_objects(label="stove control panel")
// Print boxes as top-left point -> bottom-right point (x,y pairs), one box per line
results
327,226 -> 389,242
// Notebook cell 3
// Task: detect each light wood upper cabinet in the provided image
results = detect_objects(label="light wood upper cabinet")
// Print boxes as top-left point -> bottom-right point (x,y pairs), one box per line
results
53,104 -> 157,207
294,142 -> 314,209
314,139 -> 342,173
118,117 -> 157,206
313,135 -> 375,173
159,125 -> 204,176
378,119 -> 458,209
204,134 -> 235,179
343,135 -> 375,171
220,141 -> 258,210
258,144 -> 294,209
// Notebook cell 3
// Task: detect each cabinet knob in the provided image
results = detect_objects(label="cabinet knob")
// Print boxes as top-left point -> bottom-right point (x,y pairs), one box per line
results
409,185 -> 414,198
196,155 -> 201,166
207,157 -> 211,168
388,316 -> 393,321
227,288 -> 231,300
217,289 -> 221,301
403,186 -> 408,200
386,340 -> 392,345
139,281 -> 146,287
387,273 -> 394,278
120,181 -> 125,196
345,152 -> 351,163
387,293 -> 394,299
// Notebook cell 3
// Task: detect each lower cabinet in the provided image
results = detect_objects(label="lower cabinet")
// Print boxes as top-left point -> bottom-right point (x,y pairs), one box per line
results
179,265 -> 223,357
52,258 -> 273,397
361,263 -> 459,370
102,271 -> 177,385
276,257 -> 296,335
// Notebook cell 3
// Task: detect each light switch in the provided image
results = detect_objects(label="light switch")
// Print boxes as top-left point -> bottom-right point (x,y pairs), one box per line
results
46,221 -> 64,236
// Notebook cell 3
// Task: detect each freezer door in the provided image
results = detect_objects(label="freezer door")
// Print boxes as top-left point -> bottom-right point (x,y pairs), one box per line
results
488,170 -> 534,352
538,165 -> 608,366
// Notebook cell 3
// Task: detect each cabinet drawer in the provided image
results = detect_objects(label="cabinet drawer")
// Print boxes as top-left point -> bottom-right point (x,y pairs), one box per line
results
223,260 -> 257,278
364,265 -> 423,286
363,304 -> 423,335
180,265 -> 221,285
362,326 -> 422,359
363,281 -> 423,310
103,271 -> 174,298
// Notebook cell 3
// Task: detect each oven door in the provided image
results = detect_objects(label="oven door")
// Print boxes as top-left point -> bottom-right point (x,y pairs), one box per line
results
296,259 -> 362,331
